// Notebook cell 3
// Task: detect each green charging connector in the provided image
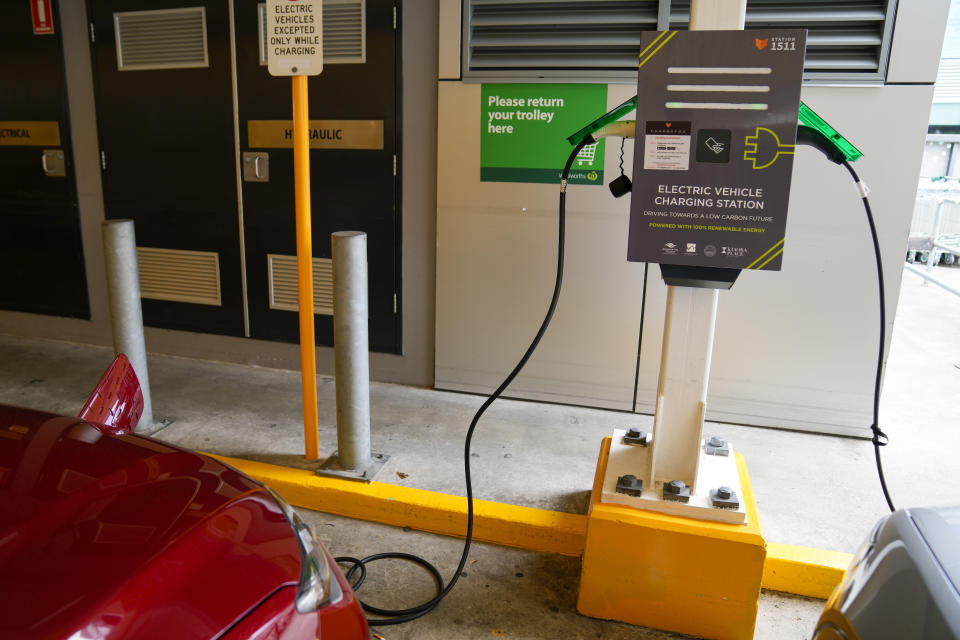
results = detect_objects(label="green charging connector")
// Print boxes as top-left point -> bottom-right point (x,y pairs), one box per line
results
566,95 -> 638,147
798,101 -> 863,162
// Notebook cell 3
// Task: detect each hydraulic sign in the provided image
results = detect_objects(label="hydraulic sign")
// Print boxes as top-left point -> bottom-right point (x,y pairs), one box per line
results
628,29 -> 806,271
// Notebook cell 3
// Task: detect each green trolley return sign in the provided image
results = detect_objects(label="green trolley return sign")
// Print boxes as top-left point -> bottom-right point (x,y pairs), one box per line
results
480,84 -> 607,186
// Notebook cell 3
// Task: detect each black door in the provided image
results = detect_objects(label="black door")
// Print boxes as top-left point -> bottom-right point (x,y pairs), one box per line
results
234,0 -> 401,353
88,0 -> 245,336
0,0 -> 89,319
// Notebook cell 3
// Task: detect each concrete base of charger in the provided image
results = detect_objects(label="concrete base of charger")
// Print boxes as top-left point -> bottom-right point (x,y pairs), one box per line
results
577,437 -> 766,640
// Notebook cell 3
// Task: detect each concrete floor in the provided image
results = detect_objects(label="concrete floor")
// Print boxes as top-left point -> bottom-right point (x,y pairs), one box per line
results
298,511 -> 824,640
0,269 -> 957,638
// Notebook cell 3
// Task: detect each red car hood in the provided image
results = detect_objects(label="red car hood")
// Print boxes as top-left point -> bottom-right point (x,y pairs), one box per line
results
0,406 -> 302,639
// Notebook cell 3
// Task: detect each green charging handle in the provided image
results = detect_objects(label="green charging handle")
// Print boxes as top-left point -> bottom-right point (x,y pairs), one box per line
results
797,101 -> 863,162
566,95 -> 638,147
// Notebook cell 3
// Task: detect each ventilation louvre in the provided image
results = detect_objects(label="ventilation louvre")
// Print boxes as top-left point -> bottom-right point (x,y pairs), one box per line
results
935,59 -> 960,103
115,7 -> 209,71
672,0 -> 894,78
463,0 -> 896,82
324,0 -> 366,63
137,247 -> 222,306
258,0 -> 365,66
268,254 -> 334,315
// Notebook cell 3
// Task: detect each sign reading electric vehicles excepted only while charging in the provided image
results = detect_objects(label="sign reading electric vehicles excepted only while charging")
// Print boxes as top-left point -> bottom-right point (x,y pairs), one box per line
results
628,30 -> 806,271
266,0 -> 322,76
481,84 -> 607,185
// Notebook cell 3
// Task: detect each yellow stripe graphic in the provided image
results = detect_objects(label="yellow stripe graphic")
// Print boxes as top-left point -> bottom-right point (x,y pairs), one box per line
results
636,30 -> 670,64
755,247 -> 783,270
746,238 -> 784,269
638,31 -> 677,69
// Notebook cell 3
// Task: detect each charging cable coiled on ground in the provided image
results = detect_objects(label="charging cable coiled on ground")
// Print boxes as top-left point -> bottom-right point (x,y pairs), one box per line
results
336,136 -> 595,625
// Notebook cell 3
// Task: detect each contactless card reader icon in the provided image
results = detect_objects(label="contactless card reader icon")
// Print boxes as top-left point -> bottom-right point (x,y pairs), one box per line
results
696,129 -> 731,163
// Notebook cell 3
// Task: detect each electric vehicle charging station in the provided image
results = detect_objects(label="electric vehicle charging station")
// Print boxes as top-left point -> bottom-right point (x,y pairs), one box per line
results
569,4 -> 874,636
601,28 -> 807,526
333,0 -> 884,633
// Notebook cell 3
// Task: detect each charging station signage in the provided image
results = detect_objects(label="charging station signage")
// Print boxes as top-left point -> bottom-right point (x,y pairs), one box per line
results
627,30 -> 806,271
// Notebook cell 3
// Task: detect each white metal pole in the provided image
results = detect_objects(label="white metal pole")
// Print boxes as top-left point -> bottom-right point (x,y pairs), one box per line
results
688,0 -> 746,31
332,231 -> 372,471
648,0 -> 746,493
102,219 -> 154,432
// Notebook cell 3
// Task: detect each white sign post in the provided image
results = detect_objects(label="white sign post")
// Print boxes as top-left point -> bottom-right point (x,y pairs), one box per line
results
266,0 -> 323,76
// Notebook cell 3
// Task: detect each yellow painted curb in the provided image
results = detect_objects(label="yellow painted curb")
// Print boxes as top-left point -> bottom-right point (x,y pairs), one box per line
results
764,543 -> 851,599
206,453 -> 587,557
208,453 -> 851,599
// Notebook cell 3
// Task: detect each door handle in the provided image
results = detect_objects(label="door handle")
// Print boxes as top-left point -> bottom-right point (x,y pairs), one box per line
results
41,149 -> 65,177
242,152 -> 269,182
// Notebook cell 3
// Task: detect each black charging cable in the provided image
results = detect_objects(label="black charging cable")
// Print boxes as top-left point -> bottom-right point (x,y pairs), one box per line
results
841,160 -> 895,513
338,124 -> 897,626
797,126 -> 895,512
609,138 -> 632,198
335,136 -> 594,625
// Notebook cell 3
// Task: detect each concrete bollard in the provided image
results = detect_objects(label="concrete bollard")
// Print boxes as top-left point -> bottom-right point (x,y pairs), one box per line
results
332,231 -> 372,470
317,231 -> 387,481
102,219 -> 154,432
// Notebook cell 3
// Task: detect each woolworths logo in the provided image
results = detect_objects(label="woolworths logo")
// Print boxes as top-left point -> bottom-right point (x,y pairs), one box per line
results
587,171 -> 598,181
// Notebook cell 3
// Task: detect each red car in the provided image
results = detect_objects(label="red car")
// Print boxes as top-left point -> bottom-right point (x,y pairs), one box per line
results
0,355 -> 369,639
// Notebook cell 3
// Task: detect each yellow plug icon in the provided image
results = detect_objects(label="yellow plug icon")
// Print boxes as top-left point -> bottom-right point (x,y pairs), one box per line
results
743,127 -> 794,170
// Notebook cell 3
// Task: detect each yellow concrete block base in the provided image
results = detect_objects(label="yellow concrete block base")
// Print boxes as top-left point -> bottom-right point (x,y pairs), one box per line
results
577,438 -> 766,640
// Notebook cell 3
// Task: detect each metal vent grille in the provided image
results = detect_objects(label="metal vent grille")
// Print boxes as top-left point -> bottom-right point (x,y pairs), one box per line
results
258,0 -> 365,66
463,0 -> 896,82
671,0 -> 895,80
935,59 -> 960,102
114,7 -> 209,71
464,0 -> 659,77
324,0 -> 366,63
267,254 -> 334,315
137,247 -> 222,306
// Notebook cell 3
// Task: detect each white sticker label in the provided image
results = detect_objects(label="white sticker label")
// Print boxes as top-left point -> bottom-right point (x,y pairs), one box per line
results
644,134 -> 691,171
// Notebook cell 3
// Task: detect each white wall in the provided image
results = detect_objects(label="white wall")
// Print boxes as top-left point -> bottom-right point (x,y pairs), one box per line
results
436,83 -> 643,410
639,85 -> 933,435
435,2 -> 946,436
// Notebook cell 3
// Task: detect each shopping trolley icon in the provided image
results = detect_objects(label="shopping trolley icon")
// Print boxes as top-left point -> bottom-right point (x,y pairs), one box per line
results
576,143 -> 598,167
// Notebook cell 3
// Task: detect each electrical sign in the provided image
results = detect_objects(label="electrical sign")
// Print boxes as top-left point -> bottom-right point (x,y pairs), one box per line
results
628,30 -> 807,271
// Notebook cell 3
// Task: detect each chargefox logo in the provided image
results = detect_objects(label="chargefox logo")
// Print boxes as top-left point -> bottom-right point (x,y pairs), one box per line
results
754,37 -> 769,50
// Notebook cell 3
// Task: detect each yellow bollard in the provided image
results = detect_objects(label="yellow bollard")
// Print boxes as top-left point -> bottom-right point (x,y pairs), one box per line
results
292,75 -> 320,461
